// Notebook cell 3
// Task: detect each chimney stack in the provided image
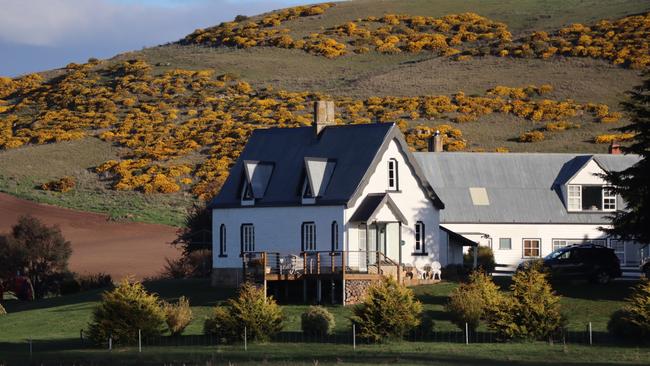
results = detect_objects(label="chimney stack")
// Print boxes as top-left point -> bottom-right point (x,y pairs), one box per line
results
428,130 -> 444,152
313,100 -> 335,135
609,140 -> 622,155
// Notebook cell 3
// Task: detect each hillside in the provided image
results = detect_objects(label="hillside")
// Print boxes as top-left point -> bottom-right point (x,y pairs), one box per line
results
0,0 -> 648,226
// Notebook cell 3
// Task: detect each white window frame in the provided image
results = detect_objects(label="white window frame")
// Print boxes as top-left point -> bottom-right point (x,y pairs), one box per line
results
302,222 -> 316,252
219,224 -> 227,257
241,224 -> 255,253
414,221 -> 426,254
301,179 -> 316,205
388,158 -> 399,191
523,238 -> 541,258
567,185 -> 582,211
498,238 -> 512,250
602,187 -> 616,211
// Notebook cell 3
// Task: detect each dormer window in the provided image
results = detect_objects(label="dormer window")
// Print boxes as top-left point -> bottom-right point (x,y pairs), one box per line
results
241,180 -> 254,206
388,158 -> 399,191
567,184 -> 616,212
241,160 -> 274,206
302,157 -> 336,204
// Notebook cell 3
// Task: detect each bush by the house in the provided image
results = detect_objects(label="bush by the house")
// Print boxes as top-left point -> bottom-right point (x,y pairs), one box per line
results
488,263 -> 565,341
351,277 -> 422,342
463,246 -> 496,274
87,278 -> 166,345
301,306 -> 336,336
59,272 -> 113,295
203,282 -> 283,343
446,271 -> 502,331
607,279 -> 650,341
162,250 -> 212,279
163,296 -> 193,336
0,303 -> 6,316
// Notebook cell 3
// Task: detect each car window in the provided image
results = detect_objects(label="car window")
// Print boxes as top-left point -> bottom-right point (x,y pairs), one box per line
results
557,250 -> 573,260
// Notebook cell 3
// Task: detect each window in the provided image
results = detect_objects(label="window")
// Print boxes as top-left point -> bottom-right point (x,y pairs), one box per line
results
331,221 -> 339,251
219,224 -> 227,257
302,222 -> 316,252
499,238 -> 512,250
241,179 -> 254,205
240,224 -> 255,253
414,221 -> 426,254
388,159 -> 399,190
523,239 -> 541,258
568,185 -> 581,211
603,187 -> 616,211
552,239 -> 606,252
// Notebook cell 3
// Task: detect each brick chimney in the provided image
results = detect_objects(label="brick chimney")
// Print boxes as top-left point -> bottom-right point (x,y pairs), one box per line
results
609,140 -> 622,155
313,100 -> 335,135
428,130 -> 444,152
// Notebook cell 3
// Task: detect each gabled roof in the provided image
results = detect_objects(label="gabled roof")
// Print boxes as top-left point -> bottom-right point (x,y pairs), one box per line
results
415,152 -> 640,224
349,193 -> 409,224
209,123 -> 444,209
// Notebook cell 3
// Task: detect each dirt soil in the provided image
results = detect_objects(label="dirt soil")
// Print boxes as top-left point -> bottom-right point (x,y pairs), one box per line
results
0,193 -> 181,280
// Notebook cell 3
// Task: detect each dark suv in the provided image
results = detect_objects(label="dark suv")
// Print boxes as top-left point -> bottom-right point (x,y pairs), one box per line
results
540,244 -> 622,284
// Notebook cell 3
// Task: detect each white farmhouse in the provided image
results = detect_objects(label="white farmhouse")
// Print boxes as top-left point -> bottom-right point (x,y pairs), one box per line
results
209,101 -> 473,303
416,150 -> 643,273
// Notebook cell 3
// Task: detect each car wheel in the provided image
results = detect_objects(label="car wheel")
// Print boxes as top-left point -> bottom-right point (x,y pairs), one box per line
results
595,270 -> 611,284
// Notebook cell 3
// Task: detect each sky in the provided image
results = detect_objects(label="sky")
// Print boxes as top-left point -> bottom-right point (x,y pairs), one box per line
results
0,0 -> 309,77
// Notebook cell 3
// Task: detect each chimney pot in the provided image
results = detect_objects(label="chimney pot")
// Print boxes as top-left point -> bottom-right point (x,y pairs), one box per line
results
314,100 -> 335,135
609,141 -> 622,155
428,130 -> 444,152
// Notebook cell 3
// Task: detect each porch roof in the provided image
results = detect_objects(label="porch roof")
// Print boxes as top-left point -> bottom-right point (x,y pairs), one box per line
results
349,193 -> 409,224
440,225 -> 478,247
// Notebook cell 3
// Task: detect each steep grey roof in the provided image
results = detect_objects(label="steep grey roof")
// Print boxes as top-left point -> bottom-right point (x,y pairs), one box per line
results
210,124 -> 395,208
414,152 -> 640,224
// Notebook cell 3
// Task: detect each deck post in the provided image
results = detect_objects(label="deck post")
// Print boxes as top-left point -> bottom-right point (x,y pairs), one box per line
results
317,252 -> 321,275
317,279 -> 322,304
398,222 -> 402,284
303,279 -> 307,303
262,252 -> 268,300
331,252 -> 335,274
342,250 -> 347,305
303,252 -> 308,274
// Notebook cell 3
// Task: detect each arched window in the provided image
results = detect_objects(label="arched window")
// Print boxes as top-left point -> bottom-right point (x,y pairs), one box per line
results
219,224 -> 227,257
388,158 -> 399,190
331,221 -> 339,251
415,221 -> 426,254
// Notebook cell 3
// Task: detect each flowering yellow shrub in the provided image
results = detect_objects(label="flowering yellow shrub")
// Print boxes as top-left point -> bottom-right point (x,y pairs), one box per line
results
41,176 -> 76,193
594,133 -> 635,143
519,130 -> 545,142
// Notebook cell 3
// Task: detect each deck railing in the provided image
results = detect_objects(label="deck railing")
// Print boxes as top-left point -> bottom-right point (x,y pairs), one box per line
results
242,250 -> 400,280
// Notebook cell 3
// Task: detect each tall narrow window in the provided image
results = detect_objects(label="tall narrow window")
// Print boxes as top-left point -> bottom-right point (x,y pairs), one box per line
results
414,221 -> 426,254
302,222 -> 316,252
523,239 -> 541,258
567,185 -> 581,211
240,224 -> 255,253
219,224 -> 227,257
388,158 -> 399,190
331,221 -> 339,251
603,187 -> 616,211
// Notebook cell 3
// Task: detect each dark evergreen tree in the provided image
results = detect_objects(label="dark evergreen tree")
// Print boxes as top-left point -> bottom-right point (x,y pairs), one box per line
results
603,74 -> 650,244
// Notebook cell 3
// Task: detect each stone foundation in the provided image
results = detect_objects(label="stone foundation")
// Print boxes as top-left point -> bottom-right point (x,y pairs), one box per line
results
344,279 -> 379,305
211,267 -> 244,288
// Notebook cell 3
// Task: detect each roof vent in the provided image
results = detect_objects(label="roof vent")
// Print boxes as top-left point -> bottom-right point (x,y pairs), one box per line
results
428,130 -> 444,152
469,187 -> 490,206
313,100 -> 336,135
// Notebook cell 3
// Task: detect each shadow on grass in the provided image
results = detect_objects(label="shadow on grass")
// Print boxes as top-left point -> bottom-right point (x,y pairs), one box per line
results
550,280 -> 638,301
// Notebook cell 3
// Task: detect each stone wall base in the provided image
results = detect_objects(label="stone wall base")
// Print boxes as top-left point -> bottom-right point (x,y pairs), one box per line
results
344,279 -> 379,305
211,267 -> 244,288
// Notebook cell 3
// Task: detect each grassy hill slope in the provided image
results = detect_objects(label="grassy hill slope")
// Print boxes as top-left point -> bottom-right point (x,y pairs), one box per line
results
0,0 -> 648,225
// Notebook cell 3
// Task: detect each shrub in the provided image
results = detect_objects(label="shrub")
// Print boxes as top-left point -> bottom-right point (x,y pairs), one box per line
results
301,306 -> 335,336
607,280 -> 650,341
446,271 -> 502,331
163,296 -> 193,336
162,250 -> 212,279
488,264 -> 565,341
0,303 -> 6,315
350,277 -> 422,342
441,264 -> 471,281
59,272 -> 113,295
204,283 -> 283,343
463,246 -> 496,274
59,274 -> 81,295
519,130 -> 545,142
41,176 -> 76,192
87,279 -> 166,345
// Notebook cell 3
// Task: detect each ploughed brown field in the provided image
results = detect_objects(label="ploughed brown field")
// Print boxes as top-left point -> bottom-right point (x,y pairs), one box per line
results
0,192 -> 180,280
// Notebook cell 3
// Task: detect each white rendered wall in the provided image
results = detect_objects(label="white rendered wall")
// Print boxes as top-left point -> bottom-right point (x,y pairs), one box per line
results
569,159 -> 607,185
344,138 -> 444,269
212,205 -> 344,268
441,223 -> 616,269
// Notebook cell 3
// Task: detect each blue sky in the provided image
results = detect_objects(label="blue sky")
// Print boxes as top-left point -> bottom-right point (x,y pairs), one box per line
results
0,0 -> 309,77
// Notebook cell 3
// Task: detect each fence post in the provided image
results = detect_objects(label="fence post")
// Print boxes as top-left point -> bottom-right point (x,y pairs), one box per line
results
588,322 -> 592,345
465,323 -> 469,345
108,336 -> 112,351
244,326 -> 247,351
352,323 -> 356,350
29,338 -> 32,357
138,329 -> 142,352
